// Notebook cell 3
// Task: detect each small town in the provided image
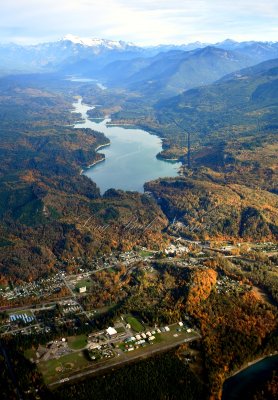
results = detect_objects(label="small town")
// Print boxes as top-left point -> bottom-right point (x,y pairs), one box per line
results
0,237 -> 277,388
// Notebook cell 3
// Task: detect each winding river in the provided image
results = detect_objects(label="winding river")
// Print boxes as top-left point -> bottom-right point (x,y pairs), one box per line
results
73,98 -> 181,194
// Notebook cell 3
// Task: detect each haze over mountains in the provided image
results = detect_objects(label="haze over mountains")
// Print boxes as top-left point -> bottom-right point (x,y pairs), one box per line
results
1,35 -> 278,97
0,24 -> 277,399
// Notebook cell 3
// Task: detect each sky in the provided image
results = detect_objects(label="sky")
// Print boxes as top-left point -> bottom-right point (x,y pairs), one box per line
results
1,0 -> 277,45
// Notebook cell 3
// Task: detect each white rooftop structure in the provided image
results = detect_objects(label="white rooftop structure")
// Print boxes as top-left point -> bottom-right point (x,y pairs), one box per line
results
106,327 -> 117,336
141,333 -> 147,339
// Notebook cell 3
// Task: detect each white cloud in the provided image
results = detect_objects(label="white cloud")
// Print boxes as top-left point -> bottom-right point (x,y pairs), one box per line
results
0,0 -> 277,44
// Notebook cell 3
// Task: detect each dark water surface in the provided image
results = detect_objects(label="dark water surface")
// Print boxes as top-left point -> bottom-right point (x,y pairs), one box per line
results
222,355 -> 278,400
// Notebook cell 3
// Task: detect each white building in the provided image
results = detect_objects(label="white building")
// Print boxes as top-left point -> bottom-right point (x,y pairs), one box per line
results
141,333 -> 147,339
106,327 -> 117,336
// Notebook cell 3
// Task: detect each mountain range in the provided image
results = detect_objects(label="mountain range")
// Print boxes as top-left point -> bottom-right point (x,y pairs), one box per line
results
0,35 -> 143,75
1,36 -> 278,86
101,46 -> 255,97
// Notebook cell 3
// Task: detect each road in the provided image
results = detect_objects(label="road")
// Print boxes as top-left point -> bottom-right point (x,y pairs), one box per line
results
0,296 -> 73,312
48,334 -> 200,388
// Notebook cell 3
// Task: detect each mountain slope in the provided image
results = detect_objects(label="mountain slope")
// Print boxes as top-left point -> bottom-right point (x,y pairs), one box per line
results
216,40 -> 278,63
141,59 -> 278,242
145,177 -> 278,241
100,46 -> 257,98
156,57 -> 278,128
150,58 -> 277,192
128,46 -> 254,97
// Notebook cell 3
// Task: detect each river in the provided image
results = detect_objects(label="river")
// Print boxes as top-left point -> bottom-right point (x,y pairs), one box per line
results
73,98 -> 181,194
222,354 -> 278,399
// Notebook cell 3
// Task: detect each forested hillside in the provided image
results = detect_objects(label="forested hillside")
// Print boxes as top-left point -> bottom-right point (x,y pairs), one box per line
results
145,177 -> 278,241
0,77 -> 167,282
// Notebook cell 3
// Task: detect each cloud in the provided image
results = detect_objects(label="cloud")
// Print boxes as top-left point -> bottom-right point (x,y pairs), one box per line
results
0,0 -> 277,44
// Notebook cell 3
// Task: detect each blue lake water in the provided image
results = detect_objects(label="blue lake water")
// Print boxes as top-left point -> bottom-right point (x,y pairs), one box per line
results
73,98 -> 181,194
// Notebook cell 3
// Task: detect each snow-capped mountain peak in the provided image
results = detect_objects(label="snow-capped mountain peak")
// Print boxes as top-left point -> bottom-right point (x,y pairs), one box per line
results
61,34 -> 135,50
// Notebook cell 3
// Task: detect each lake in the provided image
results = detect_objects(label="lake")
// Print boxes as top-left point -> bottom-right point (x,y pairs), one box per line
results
73,98 -> 181,194
222,354 -> 278,400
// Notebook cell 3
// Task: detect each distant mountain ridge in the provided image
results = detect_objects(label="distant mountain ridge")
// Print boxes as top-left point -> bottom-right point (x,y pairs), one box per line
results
0,34 -> 143,74
0,35 -> 277,76
98,45 -> 270,98
1,35 -> 278,102
61,34 -> 136,50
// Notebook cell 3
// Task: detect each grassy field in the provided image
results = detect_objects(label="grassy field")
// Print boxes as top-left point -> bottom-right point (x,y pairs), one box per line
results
115,326 -> 126,333
75,278 -> 93,291
139,250 -> 154,258
67,334 -> 88,350
38,351 -> 90,384
126,315 -> 144,332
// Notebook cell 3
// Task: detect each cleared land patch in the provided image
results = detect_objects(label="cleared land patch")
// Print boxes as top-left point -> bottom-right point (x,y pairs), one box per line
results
125,315 -> 144,332
67,334 -> 88,350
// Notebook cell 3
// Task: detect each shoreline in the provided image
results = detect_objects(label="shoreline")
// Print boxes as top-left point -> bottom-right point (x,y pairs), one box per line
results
228,352 -> 278,379
222,353 -> 278,400
106,123 -> 133,126
95,142 -> 110,152
87,157 -> 105,168
157,156 -> 180,162
85,157 -> 106,170
72,97 -> 110,176
80,156 -> 106,175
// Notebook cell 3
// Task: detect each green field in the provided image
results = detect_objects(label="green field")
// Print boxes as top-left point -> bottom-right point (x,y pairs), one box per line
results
126,315 -> 144,332
67,334 -> 88,350
38,351 -> 90,384
115,326 -> 126,333
158,325 -> 198,344
139,250 -> 155,258
75,278 -> 93,291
